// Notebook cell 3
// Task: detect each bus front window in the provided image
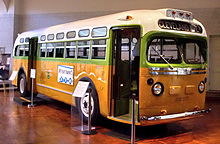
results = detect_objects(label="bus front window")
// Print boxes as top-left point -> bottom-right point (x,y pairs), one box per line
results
147,37 -> 207,65
183,41 -> 206,64
148,38 -> 181,64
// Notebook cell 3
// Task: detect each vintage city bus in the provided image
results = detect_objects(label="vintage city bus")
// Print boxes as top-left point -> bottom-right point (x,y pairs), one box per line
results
12,9 -> 209,126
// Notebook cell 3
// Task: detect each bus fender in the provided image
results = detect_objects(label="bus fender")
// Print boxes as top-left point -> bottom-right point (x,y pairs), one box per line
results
17,67 -> 26,83
17,67 -> 28,97
75,77 -> 101,124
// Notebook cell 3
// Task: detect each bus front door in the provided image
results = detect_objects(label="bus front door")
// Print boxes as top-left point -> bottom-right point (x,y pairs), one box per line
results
26,37 -> 38,94
112,27 -> 140,117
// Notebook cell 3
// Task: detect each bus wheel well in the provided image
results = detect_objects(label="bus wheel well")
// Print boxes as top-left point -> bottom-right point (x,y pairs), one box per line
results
17,68 -> 28,97
76,77 -> 100,124
78,77 -> 99,104
79,77 -> 96,88
18,68 -> 26,78
17,68 -> 26,86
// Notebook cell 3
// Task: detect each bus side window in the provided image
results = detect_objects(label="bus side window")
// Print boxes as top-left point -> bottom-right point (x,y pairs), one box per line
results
92,39 -> 106,59
55,42 -> 64,58
24,44 -> 29,56
46,43 -> 55,57
77,40 -> 90,59
67,31 -> 76,39
14,46 -> 19,56
40,43 -> 46,57
18,45 -> 24,56
78,29 -> 90,37
121,38 -> 130,61
66,41 -> 76,58
92,27 -> 107,37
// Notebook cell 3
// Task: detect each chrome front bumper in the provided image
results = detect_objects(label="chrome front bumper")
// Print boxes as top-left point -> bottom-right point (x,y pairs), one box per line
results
140,109 -> 211,125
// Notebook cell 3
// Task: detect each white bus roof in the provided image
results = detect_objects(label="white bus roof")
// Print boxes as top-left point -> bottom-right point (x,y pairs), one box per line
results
14,9 -> 207,46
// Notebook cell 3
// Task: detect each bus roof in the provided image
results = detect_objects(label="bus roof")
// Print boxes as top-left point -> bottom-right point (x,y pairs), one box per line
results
15,9 -> 207,46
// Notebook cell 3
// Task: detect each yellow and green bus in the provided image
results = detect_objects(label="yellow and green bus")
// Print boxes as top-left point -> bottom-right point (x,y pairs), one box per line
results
12,9 -> 209,126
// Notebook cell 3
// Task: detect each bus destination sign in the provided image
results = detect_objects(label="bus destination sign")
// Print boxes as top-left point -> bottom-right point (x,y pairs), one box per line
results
158,20 -> 203,34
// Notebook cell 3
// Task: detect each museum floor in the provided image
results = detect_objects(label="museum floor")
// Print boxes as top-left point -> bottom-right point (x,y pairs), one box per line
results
0,90 -> 219,144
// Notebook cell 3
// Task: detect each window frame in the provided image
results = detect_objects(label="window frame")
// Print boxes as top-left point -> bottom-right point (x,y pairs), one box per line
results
39,43 -> 47,58
91,39 -> 107,59
54,42 -> 65,58
91,27 -> 107,38
47,34 -> 55,41
182,39 -> 206,64
40,35 -> 46,41
17,45 -> 29,57
78,29 -> 90,37
38,38 -> 109,61
56,32 -> 64,40
25,38 -> 29,43
147,37 -> 182,64
77,40 -> 90,59
14,46 -> 20,56
46,43 -> 55,58
65,41 -> 77,58
66,31 -> 76,39
20,38 -> 24,43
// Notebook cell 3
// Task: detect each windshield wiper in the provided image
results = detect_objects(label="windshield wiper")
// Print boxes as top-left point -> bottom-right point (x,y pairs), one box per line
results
151,43 -> 174,69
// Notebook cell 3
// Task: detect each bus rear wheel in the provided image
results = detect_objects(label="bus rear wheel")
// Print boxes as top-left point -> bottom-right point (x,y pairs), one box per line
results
18,73 -> 27,97
76,86 -> 100,125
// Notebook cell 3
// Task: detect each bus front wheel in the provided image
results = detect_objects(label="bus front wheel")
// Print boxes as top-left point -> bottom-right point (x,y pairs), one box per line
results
18,73 -> 27,97
76,86 -> 100,125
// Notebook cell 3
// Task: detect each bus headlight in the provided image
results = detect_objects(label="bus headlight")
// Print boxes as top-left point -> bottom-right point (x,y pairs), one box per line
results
152,82 -> 164,96
198,81 -> 205,93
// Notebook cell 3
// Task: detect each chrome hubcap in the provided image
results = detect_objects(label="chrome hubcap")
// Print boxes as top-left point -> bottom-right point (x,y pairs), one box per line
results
20,78 -> 25,94
80,93 -> 94,118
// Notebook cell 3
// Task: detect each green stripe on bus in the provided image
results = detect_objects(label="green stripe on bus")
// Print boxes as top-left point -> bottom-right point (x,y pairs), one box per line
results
13,56 -> 29,59
13,56 -> 109,65
37,57 -> 109,65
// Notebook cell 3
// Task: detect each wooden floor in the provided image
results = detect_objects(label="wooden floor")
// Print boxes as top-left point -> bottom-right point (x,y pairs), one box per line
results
0,90 -> 220,144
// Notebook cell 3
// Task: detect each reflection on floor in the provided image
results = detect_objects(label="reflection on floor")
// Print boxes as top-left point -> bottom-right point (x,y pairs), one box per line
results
0,90 -> 220,144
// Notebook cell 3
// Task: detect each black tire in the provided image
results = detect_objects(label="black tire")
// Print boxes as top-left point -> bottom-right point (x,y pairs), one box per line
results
18,73 -> 28,97
76,85 -> 100,125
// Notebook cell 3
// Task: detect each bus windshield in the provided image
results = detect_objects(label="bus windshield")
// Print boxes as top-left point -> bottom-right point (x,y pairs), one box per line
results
147,37 -> 207,64
181,39 -> 206,64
